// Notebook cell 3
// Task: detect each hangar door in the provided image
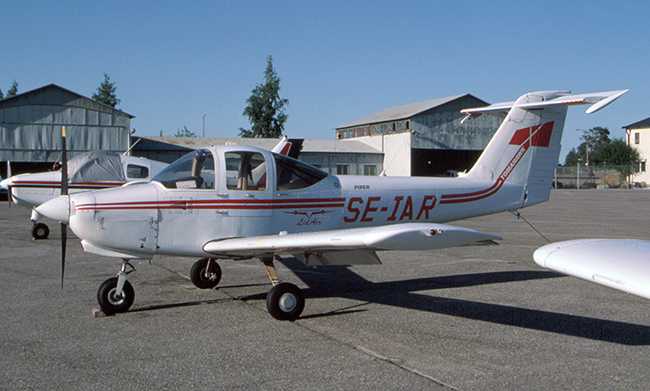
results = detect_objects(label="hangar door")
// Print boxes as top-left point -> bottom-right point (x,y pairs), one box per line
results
411,148 -> 483,177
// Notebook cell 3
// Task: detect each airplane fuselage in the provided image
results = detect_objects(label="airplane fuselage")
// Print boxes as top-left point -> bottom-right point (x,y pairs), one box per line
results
65,145 -> 526,259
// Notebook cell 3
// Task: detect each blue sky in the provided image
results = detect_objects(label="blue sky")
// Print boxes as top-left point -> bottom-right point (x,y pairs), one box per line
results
2,1 -> 648,161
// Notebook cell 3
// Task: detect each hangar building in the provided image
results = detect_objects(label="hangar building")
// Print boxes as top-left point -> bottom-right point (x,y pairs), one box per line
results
335,94 -> 503,176
0,84 -> 134,177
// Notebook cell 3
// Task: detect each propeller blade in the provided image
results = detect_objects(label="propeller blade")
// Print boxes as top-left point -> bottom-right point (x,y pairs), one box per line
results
61,126 -> 68,197
5,161 -> 11,208
61,223 -> 67,288
60,126 -> 68,288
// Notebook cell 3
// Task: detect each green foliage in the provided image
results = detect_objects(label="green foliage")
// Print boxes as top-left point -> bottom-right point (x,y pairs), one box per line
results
6,80 -> 18,98
0,80 -> 19,99
174,126 -> 197,137
92,73 -> 121,107
563,127 -> 639,167
239,56 -> 289,138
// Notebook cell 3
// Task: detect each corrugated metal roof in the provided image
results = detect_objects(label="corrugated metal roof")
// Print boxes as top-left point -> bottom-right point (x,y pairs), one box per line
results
141,137 -> 381,154
0,84 -> 135,118
336,94 -> 473,129
623,117 -> 650,129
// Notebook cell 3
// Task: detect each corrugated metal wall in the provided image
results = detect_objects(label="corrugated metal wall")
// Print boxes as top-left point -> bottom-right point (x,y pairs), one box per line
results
0,86 -> 131,162
410,96 -> 503,150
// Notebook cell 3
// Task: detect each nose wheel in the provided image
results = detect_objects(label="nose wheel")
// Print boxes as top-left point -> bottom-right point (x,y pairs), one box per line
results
97,277 -> 135,314
31,222 -> 49,240
97,260 -> 136,315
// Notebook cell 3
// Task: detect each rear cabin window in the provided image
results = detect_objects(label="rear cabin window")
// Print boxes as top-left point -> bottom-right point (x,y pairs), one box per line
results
274,154 -> 328,190
126,164 -> 149,179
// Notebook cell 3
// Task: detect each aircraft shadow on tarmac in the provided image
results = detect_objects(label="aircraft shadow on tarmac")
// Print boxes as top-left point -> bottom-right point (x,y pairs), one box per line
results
274,258 -> 650,346
126,258 -> 650,346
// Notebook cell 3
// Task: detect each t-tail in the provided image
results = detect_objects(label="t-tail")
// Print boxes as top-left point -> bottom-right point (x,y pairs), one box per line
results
461,90 -> 628,207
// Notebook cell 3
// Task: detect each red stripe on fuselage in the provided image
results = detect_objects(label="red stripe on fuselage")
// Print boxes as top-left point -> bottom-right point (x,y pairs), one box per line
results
75,198 -> 346,211
439,121 -> 553,204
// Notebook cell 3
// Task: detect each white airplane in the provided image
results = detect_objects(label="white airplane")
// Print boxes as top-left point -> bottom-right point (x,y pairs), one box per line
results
35,89 -> 628,320
1,136 -> 297,240
1,151 -> 169,239
534,239 -> 650,299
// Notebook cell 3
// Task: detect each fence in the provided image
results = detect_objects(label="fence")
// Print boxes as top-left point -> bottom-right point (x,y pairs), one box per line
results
554,164 -> 640,189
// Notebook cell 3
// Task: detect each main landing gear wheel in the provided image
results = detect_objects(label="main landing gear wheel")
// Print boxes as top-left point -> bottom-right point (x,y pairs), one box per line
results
190,258 -> 222,289
31,222 -> 49,240
266,282 -> 305,321
97,277 -> 135,315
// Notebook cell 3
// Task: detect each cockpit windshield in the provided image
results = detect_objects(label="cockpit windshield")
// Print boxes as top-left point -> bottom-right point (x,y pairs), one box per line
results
274,153 -> 328,190
153,149 -> 215,189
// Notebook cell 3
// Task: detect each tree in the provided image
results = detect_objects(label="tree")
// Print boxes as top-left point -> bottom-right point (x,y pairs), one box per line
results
564,126 -> 639,167
6,80 -> 18,98
0,80 -> 18,100
239,56 -> 289,138
92,73 -> 121,107
174,126 -> 197,137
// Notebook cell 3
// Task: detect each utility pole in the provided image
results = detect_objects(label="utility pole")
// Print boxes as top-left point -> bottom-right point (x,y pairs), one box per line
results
202,114 -> 206,138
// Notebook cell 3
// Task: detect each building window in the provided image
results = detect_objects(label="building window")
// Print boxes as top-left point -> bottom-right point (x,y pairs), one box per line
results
641,161 -> 647,173
337,164 -> 349,175
363,165 -> 377,176
635,132 -> 640,144
406,120 -> 410,130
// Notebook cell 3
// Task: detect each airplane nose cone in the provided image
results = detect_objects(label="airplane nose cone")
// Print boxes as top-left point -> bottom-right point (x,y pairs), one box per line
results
36,195 -> 70,224
0,177 -> 11,190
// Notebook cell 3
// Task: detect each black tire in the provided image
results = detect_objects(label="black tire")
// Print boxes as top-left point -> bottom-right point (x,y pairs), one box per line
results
31,222 -> 49,240
97,277 -> 135,315
266,282 -> 304,321
190,258 -> 222,289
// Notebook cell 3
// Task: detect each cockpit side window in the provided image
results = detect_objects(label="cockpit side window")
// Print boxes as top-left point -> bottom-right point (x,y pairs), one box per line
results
274,154 -> 328,190
152,149 -> 215,189
225,152 -> 267,191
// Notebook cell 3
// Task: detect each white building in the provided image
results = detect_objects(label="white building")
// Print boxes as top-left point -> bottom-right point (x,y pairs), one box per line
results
624,118 -> 650,184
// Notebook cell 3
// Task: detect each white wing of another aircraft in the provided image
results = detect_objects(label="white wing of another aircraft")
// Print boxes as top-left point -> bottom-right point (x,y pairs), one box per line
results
534,239 -> 650,299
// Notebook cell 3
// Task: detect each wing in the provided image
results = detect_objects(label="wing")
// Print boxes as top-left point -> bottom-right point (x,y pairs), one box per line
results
534,239 -> 650,299
203,223 -> 501,266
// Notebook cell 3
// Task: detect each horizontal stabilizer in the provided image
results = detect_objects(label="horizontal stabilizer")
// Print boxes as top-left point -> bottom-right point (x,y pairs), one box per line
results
203,223 -> 502,264
534,239 -> 650,300
460,90 -> 628,122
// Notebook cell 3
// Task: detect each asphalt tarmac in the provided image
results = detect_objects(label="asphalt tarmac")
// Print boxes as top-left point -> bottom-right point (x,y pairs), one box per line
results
1,189 -> 649,390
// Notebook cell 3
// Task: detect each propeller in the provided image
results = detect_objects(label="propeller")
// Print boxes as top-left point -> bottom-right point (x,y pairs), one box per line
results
5,161 -> 12,208
60,126 -> 68,288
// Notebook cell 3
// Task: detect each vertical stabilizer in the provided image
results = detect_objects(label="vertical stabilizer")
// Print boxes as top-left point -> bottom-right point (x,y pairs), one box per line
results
461,90 -> 627,207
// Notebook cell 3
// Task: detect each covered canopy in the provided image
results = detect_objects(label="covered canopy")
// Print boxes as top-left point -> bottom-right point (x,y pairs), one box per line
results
67,151 -> 126,183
